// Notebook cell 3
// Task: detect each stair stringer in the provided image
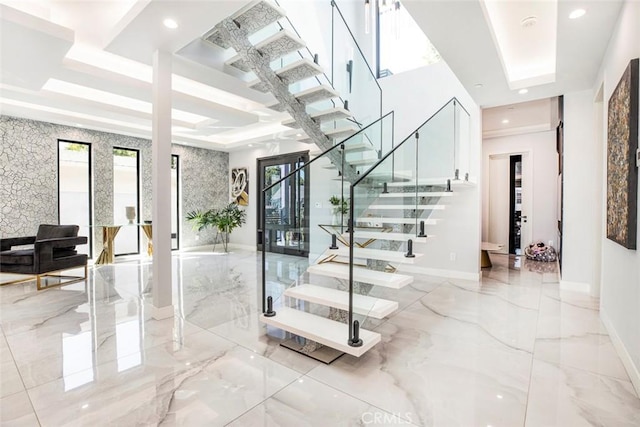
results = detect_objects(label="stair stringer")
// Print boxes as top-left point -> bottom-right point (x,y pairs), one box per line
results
215,18 -> 358,182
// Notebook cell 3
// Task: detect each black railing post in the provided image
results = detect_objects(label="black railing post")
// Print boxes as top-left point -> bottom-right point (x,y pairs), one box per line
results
418,220 -> 426,237
264,296 -> 276,317
262,189 -> 267,314
405,239 -> 415,258
340,144 -> 345,233
329,234 -> 338,249
446,178 -> 452,193
382,182 -> 388,194
349,320 -> 363,347
348,185 -> 356,346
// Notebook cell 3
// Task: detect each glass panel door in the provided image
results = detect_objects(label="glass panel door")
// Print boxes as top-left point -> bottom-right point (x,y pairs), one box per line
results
58,140 -> 92,256
113,147 -> 140,256
257,151 -> 309,257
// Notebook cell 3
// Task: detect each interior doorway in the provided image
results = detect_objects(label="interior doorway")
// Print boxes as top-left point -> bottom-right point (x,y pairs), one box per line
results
256,151 -> 309,257
509,155 -> 522,254
488,152 -> 532,254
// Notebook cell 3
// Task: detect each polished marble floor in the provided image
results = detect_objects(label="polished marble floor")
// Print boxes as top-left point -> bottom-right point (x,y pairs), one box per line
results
1,250 -> 639,426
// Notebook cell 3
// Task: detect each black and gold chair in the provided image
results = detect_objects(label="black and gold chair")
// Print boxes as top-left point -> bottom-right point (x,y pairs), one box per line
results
0,224 -> 88,290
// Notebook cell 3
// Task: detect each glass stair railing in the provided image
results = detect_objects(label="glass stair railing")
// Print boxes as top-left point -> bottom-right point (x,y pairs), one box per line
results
260,113 -> 394,358
346,98 -> 470,344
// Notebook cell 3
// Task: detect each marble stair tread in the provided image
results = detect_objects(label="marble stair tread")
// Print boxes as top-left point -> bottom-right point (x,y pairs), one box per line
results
356,217 -> 438,225
348,157 -> 379,166
282,107 -> 352,128
342,141 -> 377,153
330,169 -> 414,181
379,192 -> 453,198
226,29 -> 305,72
284,284 -> 398,319
352,231 -> 431,243
367,204 -> 446,210
307,263 -> 412,289
260,307 -> 380,357
327,247 -> 423,263
297,124 -> 358,143
387,178 -> 476,187
248,58 -> 324,92
267,85 -> 339,112
353,170 -> 415,181
203,0 -> 286,49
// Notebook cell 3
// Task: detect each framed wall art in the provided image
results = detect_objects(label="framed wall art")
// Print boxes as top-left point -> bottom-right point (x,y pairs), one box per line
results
231,167 -> 249,206
606,58 -> 638,250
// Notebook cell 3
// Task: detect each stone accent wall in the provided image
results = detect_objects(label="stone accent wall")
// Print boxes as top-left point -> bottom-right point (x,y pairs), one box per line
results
0,116 -> 228,254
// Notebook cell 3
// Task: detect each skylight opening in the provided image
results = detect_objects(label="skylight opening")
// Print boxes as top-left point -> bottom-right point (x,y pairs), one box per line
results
377,0 -> 441,78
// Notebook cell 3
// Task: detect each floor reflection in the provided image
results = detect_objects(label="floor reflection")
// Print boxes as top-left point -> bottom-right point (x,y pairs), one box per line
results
0,250 -> 637,427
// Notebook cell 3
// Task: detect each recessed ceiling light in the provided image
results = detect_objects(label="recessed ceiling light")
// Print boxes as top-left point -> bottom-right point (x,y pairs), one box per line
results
296,133 -> 302,137
569,9 -> 586,19
76,123 -> 84,127
474,83 -> 484,88
520,16 -> 538,28
163,18 -> 178,29
518,88 -> 528,95
248,144 -> 253,147
502,119 -> 509,124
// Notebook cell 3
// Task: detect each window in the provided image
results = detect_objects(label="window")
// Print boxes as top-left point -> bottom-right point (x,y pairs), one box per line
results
171,155 -> 179,250
58,140 -> 92,256
376,0 -> 441,78
113,147 -> 140,256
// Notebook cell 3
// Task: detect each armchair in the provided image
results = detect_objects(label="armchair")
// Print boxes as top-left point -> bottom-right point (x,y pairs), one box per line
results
0,224 -> 88,290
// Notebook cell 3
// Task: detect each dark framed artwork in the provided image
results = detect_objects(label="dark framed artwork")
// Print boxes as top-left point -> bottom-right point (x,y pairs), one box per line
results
231,167 -> 249,206
606,58 -> 638,250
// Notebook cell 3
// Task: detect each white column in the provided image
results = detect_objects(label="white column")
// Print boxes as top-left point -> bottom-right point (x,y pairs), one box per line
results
151,50 -> 173,319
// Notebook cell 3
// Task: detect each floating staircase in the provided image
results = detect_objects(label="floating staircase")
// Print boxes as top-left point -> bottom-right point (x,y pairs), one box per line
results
205,0 -> 471,360
203,0 -> 379,181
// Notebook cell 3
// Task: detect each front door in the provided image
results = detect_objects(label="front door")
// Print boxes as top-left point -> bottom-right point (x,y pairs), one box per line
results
257,151 -> 309,257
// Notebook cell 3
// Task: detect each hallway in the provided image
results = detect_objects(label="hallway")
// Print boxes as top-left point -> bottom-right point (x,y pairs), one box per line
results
1,251 -> 638,426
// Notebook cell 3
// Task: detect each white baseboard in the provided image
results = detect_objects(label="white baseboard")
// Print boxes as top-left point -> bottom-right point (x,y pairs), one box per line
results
559,279 -> 590,293
600,309 -> 640,397
150,304 -> 175,320
397,264 -> 480,281
227,243 -> 257,251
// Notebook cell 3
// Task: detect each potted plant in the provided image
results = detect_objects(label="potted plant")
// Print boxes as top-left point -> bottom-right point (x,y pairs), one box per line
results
329,195 -> 349,225
186,203 -> 247,252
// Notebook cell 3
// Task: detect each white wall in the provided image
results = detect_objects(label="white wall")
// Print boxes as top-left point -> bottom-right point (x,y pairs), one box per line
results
562,90 -> 603,292
592,0 -> 640,394
380,62 -> 482,278
482,131 -> 558,251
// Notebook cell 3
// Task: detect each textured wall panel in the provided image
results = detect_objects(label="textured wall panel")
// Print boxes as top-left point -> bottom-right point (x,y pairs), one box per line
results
0,116 -> 228,253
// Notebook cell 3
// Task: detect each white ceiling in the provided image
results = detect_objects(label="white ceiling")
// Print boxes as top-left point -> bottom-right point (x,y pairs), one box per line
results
0,0 -> 626,151
404,0 -> 624,108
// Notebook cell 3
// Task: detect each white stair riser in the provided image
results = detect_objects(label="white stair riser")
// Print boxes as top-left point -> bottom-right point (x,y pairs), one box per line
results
307,264 -> 412,289
284,284 -> 398,319
260,308 -> 380,357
